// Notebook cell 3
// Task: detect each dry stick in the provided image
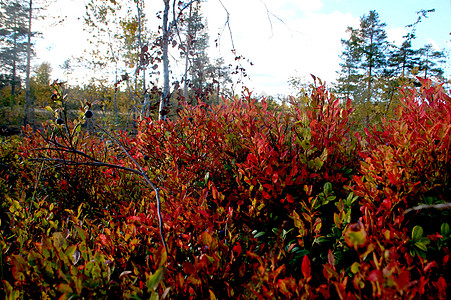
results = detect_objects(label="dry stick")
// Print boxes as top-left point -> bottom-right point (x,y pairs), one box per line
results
94,125 -> 168,252
403,203 -> 451,215
32,126 -> 168,253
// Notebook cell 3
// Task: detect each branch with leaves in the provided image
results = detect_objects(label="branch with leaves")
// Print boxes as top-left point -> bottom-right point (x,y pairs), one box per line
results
35,81 -> 168,253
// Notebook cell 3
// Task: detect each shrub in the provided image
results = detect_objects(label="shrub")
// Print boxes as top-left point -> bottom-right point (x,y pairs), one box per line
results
1,78 -> 449,299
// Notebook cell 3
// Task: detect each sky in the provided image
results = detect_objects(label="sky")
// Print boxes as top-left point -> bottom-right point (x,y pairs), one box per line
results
34,0 -> 451,96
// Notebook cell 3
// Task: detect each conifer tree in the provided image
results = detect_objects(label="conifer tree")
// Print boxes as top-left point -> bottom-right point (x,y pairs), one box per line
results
358,10 -> 388,111
336,27 -> 363,100
417,44 -> 446,79
0,0 -> 29,106
336,10 -> 389,127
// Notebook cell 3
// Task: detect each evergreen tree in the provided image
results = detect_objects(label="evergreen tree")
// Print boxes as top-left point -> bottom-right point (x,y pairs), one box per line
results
180,1 -> 231,105
417,44 -> 446,79
0,0 -> 29,106
335,10 -> 389,127
336,27 -> 363,100
358,10 -> 388,108
387,40 -> 419,78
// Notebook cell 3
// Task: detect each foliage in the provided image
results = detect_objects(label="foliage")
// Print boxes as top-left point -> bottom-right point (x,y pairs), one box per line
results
335,10 -> 446,131
1,78 -> 450,299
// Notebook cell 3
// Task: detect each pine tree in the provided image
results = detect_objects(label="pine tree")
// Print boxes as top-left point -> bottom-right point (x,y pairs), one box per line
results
336,27 -> 363,100
387,40 -> 419,78
358,10 -> 388,109
0,0 -> 29,106
335,11 -> 389,128
417,44 -> 446,79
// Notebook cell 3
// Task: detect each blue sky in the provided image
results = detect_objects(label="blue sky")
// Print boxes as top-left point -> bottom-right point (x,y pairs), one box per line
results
34,0 -> 451,96
202,0 -> 450,95
320,0 -> 450,48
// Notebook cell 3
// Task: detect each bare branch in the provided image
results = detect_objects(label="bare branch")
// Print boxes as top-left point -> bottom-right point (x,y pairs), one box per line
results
31,125 -> 168,253
258,0 -> 289,38
30,157 -> 143,176
403,203 -> 451,215
94,125 -> 168,252
216,0 -> 235,50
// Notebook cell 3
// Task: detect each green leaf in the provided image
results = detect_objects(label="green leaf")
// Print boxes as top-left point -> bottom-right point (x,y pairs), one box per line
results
57,283 -> 73,294
351,262 -> 360,274
441,223 -> 450,237
253,231 -> 265,238
52,232 -> 67,249
75,226 -> 88,241
147,267 -> 164,291
411,226 -> 423,241
1,280 -> 20,300
204,172 -> 210,185
415,241 -> 428,252
323,182 -> 333,195
150,291 -> 159,300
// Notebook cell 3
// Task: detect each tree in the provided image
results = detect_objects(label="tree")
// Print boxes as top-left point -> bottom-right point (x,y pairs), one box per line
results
387,40 -> 419,78
30,61 -> 52,107
358,10 -> 388,110
0,0 -> 29,107
23,0 -> 34,126
60,58 -> 73,82
417,44 -> 446,79
335,11 -> 389,128
159,0 -> 170,120
336,27 -> 363,100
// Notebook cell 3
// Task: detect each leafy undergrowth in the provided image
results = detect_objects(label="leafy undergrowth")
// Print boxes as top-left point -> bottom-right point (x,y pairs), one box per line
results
1,78 -> 449,299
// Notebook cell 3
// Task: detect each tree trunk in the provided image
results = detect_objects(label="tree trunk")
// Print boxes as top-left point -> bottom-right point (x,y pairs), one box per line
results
137,1 -> 148,117
11,28 -> 17,108
183,3 -> 193,102
159,0 -> 170,121
24,0 -> 33,127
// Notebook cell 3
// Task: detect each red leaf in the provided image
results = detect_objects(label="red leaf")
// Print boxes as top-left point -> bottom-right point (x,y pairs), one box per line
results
395,270 -> 411,290
434,277 -> 447,295
387,172 -> 398,185
183,262 -> 195,274
333,281 -> 347,300
212,185 -> 219,200
232,242 -> 242,256
327,249 -> 335,269
286,194 -> 294,203
368,270 -> 383,283
99,234 -> 110,247
200,231 -> 213,247
262,190 -> 271,200
301,255 -> 311,278
424,261 -> 437,273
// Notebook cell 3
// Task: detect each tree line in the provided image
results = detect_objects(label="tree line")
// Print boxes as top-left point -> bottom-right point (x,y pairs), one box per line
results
0,0 -> 237,129
334,10 -> 446,128
0,2 -> 447,131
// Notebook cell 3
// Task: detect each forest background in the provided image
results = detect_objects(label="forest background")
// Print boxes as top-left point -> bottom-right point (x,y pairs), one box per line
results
1,1 -> 451,299
0,0 -> 449,129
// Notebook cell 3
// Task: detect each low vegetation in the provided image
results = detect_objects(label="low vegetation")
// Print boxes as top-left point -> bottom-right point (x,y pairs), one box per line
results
1,77 -> 450,299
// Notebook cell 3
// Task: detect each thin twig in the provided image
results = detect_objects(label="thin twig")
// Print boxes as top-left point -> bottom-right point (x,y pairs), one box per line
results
403,203 -> 451,215
94,125 -> 168,252
216,0 -> 235,50
30,158 -> 143,176
258,0 -> 289,38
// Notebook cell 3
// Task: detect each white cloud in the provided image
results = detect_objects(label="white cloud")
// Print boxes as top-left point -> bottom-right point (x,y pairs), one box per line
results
386,27 -> 408,47
33,0 -> 362,95
205,0 -> 359,95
